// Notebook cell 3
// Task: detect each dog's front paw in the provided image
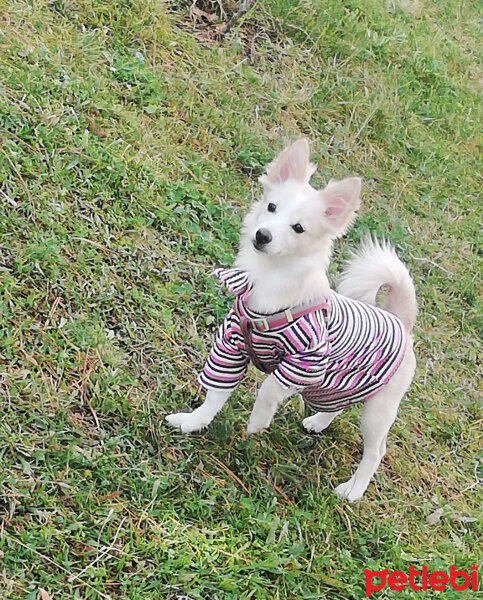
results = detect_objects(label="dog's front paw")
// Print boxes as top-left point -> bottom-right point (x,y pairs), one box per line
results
302,414 -> 332,433
165,412 -> 207,434
334,477 -> 365,502
246,416 -> 269,435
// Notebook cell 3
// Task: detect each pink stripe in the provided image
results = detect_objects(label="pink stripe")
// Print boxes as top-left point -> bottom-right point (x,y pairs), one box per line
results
284,328 -> 304,352
369,358 -> 386,377
211,356 -> 241,367
348,371 -> 365,390
381,348 -> 406,383
225,324 -> 242,338
277,364 -> 307,386
343,350 -> 356,365
372,348 -> 383,362
298,319 -> 314,342
298,359 -> 314,370
332,367 -> 352,387
204,365 -> 240,382
215,342 -> 239,356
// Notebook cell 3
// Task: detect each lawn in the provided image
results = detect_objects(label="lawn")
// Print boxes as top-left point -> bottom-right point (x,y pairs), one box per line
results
0,0 -> 481,598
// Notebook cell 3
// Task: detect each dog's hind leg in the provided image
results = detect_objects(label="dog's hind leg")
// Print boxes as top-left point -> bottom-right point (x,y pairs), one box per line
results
334,345 -> 416,501
302,410 -> 342,433
334,393 -> 399,502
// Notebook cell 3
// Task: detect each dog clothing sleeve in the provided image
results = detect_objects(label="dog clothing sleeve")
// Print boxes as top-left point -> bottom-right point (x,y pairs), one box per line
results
198,308 -> 249,391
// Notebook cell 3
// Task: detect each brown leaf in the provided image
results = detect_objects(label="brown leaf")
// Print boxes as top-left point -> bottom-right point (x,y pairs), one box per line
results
40,590 -> 53,600
190,6 -> 217,23
98,490 -> 122,502
86,112 -> 110,138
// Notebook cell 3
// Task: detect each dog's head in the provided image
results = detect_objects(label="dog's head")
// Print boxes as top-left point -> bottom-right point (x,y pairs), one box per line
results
240,139 -> 361,259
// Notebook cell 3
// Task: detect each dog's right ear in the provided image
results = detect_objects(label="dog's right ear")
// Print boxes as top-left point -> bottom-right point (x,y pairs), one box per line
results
259,139 -> 316,189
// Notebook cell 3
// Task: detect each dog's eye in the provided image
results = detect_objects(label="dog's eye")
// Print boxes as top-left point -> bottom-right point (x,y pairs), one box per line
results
267,203 -> 276,213
292,224 -> 305,234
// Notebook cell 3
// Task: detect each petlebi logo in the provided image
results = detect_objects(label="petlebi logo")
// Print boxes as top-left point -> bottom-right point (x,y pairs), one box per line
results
364,564 -> 479,596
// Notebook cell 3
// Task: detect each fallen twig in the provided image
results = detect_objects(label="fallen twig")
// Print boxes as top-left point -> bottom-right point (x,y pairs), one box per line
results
210,455 -> 250,493
217,0 -> 258,36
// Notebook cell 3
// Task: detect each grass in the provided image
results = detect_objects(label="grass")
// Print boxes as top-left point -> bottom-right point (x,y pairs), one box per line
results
0,0 -> 481,598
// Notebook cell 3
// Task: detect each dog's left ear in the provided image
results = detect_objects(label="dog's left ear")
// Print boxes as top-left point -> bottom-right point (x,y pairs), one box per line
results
320,177 -> 362,235
259,139 -> 316,189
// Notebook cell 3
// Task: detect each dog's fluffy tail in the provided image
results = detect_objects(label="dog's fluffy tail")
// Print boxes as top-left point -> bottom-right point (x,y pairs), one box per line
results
337,237 -> 417,331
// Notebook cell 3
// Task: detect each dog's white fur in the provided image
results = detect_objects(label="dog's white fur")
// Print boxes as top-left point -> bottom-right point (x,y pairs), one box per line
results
166,139 -> 417,502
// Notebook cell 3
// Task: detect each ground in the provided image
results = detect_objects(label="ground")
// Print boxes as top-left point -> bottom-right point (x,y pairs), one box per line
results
0,0 -> 481,598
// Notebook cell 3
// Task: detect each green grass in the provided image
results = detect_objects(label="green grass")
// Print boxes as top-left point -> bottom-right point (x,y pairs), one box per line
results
0,0 -> 481,598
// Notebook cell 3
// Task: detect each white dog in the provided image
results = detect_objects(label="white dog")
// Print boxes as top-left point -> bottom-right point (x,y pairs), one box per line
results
166,139 -> 417,501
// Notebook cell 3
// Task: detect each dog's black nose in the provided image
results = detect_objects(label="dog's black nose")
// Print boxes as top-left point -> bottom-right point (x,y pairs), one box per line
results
255,228 -> 272,246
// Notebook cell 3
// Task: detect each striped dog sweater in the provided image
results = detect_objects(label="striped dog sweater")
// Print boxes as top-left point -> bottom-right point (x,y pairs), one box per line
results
198,268 -> 406,412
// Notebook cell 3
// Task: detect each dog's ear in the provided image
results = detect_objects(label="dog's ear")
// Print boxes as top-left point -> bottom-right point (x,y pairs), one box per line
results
320,177 -> 362,235
259,139 -> 316,189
